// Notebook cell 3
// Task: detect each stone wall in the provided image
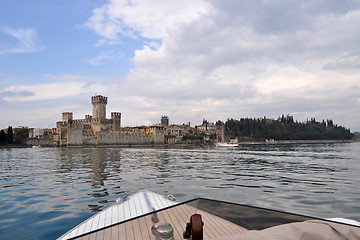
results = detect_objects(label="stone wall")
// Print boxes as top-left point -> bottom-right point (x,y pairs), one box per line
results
96,132 -> 153,145
26,137 -> 56,147
67,128 -> 85,146
61,129 -> 165,146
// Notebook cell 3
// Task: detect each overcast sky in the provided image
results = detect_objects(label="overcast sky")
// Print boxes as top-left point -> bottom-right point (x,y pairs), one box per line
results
1,0 -> 359,131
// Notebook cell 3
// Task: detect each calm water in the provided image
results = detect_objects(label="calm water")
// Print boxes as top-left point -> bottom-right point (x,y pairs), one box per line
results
1,142 -> 360,239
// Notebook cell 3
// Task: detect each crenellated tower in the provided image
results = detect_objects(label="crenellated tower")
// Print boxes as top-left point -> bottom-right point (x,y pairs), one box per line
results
111,112 -> 121,131
92,95 -> 107,121
62,112 -> 73,123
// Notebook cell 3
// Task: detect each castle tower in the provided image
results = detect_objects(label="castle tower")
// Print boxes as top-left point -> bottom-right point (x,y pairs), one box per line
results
62,112 -> 73,123
111,112 -> 121,131
91,95 -> 107,120
161,116 -> 169,126
150,125 -> 165,144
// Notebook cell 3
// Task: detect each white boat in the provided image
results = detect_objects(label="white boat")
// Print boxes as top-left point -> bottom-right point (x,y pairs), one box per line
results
32,145 -> 41,148
58,190 -> 360,240
216,142 -> 239,147
57,190 -> 178,240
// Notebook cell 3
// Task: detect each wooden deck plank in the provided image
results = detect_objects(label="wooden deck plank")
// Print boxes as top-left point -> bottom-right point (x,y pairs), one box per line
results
77,235 -> 89,240
137,216 -> 151,240
72,201 -> 248,240
110,225 -> 119,240
198,209 -> 228,238
161,207 -> 185,240
118,222 -> 126,240
124,221 -> 134,240
205,210 -> 244,235
132,219 -> 143,240
170,203 -> 196,238
156,210 -> 182,240
199,207 -> 226,237
103,228 -> 111,240
180,204 -> 214,239
143,214 -> 156,240
88,231 -> 98,240
59,191 -> 178,240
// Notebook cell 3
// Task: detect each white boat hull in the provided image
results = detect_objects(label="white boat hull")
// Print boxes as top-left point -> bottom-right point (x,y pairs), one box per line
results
216,142 -> 239,147
57,190 -> 177,240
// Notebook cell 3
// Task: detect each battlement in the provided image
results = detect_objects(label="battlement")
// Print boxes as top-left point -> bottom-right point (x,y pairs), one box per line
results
111,112 -> 121,118
62,112 -> 73,123
54,95 -> 166,146
91,95 -> 107,104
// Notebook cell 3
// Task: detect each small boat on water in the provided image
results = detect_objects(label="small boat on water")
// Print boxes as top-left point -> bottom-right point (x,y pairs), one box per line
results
58,190 -> 360,240
216,142 -> 239,147
32,145 -> 41,148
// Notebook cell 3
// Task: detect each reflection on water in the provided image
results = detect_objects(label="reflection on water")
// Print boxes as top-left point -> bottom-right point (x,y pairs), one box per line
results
0,143 -> 360,239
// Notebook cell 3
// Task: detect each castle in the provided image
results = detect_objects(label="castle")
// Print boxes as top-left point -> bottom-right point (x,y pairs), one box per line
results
54,95 -> 165,146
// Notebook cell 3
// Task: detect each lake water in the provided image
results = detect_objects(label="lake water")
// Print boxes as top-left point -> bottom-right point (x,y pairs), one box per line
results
1,142 -> 360,239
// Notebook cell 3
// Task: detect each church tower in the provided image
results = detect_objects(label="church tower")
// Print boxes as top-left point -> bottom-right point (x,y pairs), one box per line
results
91,95 -> 107,120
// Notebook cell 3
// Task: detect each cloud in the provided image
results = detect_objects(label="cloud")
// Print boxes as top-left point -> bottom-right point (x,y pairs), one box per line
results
0,25 -> 42,55
83,0 -> 211,44
0,75 -> 109,103
88,51 -> 116,65
75,0 -> 360,131
323,55 -> 360,73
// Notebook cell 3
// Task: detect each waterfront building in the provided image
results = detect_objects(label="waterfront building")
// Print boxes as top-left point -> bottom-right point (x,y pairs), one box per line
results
28,95 -> 165,147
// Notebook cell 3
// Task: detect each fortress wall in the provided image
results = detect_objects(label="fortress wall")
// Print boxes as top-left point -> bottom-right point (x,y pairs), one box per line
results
83,133 -> 96,145
96,132 -> 154,145
150,126 -> 166,144
67,128 -> 84,146
26,137 -> 56,147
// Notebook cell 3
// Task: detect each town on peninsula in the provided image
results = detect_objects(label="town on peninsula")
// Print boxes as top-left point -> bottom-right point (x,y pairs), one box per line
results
0,95 -> 357,147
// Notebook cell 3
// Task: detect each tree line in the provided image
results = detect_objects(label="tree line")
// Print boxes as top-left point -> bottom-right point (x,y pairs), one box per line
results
222,115 -> 353,141
0,126 -> 29,145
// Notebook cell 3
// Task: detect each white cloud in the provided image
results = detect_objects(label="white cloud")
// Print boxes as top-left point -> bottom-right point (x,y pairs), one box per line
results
84,0 -> 211,44
88,51 -> 116,65
92,0 -> 360,131
0,75 -> 109,102
0,25 -> 41,55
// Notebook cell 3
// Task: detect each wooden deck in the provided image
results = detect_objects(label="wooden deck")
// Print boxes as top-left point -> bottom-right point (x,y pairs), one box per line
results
73,202 -> 248,240
58,191 -> 178,240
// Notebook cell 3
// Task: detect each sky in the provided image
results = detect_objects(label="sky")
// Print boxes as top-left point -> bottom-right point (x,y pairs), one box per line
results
0,0 -> 360,131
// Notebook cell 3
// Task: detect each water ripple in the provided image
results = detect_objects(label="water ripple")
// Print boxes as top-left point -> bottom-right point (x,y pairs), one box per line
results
0,143 -> 360,239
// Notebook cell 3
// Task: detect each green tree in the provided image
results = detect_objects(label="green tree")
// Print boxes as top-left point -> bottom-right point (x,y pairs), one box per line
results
7,126 -> 13,144
202,119 -> 209,124
13,127 -> 29,144
0,130 -> 7,145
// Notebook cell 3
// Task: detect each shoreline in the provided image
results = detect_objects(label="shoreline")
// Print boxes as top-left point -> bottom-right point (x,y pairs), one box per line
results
1,139 -> 358,149
236,139 -> 357,145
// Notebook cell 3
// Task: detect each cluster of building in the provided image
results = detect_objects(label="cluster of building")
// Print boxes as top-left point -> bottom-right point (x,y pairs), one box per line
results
27,95 -> 224,147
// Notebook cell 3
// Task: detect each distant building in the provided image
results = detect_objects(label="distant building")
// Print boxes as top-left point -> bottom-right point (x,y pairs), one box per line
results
196,123 -> 216,134
164,123 -> 195,143
195,122 -> 218,141
161,116 -> 169,126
